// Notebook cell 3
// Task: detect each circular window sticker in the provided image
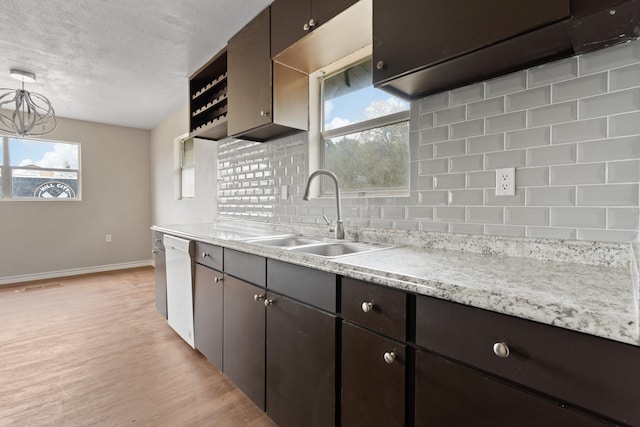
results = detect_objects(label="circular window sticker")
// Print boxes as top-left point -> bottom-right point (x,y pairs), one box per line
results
34,181 -> 76,198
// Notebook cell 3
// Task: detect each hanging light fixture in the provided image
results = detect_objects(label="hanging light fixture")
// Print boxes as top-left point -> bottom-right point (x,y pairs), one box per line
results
0,68 -> 56,136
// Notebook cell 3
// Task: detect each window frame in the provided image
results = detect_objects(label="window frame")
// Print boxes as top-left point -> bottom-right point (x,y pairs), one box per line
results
0,135 -> 82,201
310,49 -> 411,198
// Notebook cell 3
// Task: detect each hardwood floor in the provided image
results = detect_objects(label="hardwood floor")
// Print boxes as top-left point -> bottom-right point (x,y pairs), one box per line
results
0,268 -> 277,427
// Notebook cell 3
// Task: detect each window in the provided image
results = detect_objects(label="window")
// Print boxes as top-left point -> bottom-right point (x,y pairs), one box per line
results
0,136 -> 80,200
179,137 -> 195,199
320,57 -> 410,195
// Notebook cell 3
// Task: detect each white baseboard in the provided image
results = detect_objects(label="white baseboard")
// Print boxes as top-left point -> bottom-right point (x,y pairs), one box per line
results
0,260 -> 154,286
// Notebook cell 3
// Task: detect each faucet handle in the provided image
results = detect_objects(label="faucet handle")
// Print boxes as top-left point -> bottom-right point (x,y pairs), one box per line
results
322,215 -> 332,226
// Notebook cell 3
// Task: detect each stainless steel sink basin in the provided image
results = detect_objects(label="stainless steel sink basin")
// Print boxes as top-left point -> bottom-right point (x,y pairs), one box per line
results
289,241 -> 395,258
245,236 -> 324,247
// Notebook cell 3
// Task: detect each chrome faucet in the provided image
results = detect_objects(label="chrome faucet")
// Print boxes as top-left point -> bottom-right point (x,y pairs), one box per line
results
303,169 -> 344,239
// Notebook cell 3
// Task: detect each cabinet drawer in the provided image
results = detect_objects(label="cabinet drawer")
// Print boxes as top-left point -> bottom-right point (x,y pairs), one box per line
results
153,232 -> 165,251
267,259 -> 336,312
415,295 -> 640,425
341,278 -> 406,341
194,242 -> 223,270
224,249 -> 266,287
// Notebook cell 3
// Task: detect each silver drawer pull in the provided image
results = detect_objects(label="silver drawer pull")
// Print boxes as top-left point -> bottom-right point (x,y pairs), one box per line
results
202,252 -> 210,258
361,302 -> 374,313
264,299 -> 274,307
213,277 -> 223,283
493,342 -> 510,358
383,352 -> 396,365
254,294 -> 265,302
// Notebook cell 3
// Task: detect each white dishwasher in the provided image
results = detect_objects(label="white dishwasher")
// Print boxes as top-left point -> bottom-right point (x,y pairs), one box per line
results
163,235 -> 195,348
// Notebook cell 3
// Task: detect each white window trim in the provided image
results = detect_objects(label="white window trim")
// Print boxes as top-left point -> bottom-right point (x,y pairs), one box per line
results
174,133 -> 196,200
308,45 -> 411,199
0,135 -> 82,201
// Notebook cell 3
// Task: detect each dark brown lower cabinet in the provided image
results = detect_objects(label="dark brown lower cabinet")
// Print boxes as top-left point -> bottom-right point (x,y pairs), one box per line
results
223,274 -> 266,410
265,293 -> 336,427
193,263 -> 223,370
341,322 -> 405,427
415,350 -> 611,427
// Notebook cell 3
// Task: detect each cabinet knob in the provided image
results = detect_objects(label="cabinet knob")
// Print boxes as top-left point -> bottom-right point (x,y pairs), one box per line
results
152,249 -> 158,254
254,294 -> 265,302
492,342 -> 510,358
303,22 -> 310,31
264,299 -> 274,307
260,110 -> 269,116
202,252 -> 209,258
383,352 -> 396,365
361,302 -> 374,313
376,60 -> 385,70
155,238 -> 162,243
308,18 -> 316,28
214,276 -> 223,283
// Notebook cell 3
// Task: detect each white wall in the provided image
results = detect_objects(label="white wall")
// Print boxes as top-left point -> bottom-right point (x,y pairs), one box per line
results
0,116 -> 152,282
150,105 -> 218,227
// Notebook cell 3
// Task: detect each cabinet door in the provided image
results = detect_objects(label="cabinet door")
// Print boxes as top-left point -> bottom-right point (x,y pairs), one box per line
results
265,293 -> 336,427
373,0 -> 570,84
270,0 -> 311,58
223,275 -> 266,410
228,7 -> 273,136
311,0 -> 357,28
154,249 -> 167,319
193,263 -> 223,370
415,350 -> 611,426
342,322 -> 405,427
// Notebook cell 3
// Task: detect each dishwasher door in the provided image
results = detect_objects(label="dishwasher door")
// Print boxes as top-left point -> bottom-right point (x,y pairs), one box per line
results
163,235 -> 195,348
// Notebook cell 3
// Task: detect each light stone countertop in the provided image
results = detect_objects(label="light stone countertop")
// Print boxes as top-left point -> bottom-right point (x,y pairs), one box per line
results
152,221 -> 639,346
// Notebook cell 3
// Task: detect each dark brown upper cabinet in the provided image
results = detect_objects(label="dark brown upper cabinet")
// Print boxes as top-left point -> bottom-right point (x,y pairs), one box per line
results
188,49 -> 228,140
227,7 -> 308,142
270,0 -> 358,58
373,0 -> 573,99
271,0 -> 371,74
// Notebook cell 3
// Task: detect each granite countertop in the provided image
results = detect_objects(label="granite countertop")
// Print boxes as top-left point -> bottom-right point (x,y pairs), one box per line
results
152,221 -> 639,346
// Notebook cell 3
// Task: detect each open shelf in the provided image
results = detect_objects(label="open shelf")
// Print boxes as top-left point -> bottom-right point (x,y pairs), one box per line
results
189,49 -> 228,140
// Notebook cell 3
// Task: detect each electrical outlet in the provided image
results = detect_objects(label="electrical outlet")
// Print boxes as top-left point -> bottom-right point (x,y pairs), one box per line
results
495,167 -> 516,196
105,234 -> 112,243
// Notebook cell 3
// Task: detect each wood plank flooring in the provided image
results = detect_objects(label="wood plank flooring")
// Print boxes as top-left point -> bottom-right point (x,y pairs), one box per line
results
0,268 -> 277,427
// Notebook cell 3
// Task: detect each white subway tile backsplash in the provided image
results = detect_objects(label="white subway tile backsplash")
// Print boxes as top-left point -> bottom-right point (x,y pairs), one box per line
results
526,186 -> 576,206
450,154 -> 484,173
608,160 -> 640,183
579,88 -> 640,119
485,149 -> 526,169
552,118 -> 607,144
434,139 -> 466,158
486,111 -> 527,133
468,97 -> 505,119
419,92 -> 450,113
516,167 -> 550,187
608,208 -> 640,230
486,71 -> 527,97
527,227 -> 577,240
610,112 -> 640,137
434,173 -> 466,189
506,86 -> 551,112
467,134 -> 504,154
578,136 -> 640,163
579,39 -> 640,76
550,207 -> 606,228
506,126 -> 550,150
420,158 -> 448,175
550,163 -> 606,185
610,63 -> 640,91
450,118 -> 484,139
434,207 -> 466,222
420,126 -> 449,144
435,106 -> 466,125
528,57 -> 578,87
577,184 -> 639,206
505,207 -> 549,226
552,73 -> 607,103
219,42 -> 640,244
449,189 -> 484,206
528,101 -> 578,127
451,83 -> 485,106
528,144 -> 577,167
467,207 -> 503,224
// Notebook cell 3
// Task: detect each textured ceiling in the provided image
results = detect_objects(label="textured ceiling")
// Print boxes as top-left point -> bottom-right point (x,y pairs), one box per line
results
0,0 -> 272,130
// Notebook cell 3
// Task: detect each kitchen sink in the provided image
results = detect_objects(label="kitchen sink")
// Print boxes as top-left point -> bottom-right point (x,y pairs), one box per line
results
289,241 -> 396,258
244,236 -> 325,247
